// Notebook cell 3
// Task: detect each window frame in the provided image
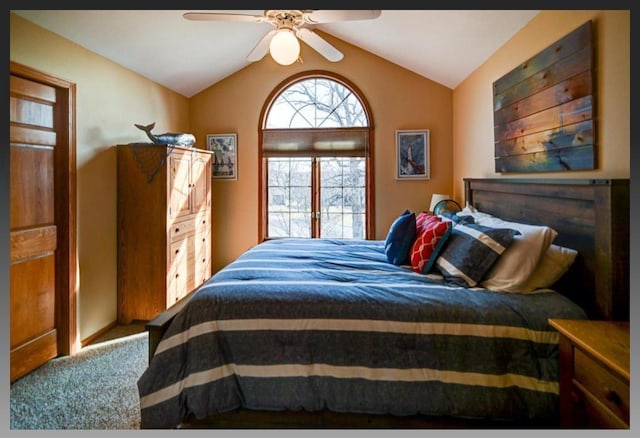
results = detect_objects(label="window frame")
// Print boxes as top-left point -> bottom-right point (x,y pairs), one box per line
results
258,71 -> 375,241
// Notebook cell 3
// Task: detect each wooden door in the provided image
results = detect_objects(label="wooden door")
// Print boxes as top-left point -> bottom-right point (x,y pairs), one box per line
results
9,62 -> 77,382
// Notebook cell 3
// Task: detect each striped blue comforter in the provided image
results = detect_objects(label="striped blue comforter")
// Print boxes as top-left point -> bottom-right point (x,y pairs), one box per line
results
137,238 -> 587,428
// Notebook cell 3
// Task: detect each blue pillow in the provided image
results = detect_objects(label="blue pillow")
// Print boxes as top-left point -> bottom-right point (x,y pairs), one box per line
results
384,210 -> 417,265
435,222 -> 519,287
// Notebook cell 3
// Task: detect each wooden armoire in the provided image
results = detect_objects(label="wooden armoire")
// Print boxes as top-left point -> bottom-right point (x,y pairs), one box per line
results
117,144 -> 213,324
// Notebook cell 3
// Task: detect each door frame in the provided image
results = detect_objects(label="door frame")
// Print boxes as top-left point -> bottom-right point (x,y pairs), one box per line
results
10,61 -> 78,356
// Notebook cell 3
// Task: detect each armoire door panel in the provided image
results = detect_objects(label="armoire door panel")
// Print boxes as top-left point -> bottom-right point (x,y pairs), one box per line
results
169,152 -> 192,220
191,153 -> 210,214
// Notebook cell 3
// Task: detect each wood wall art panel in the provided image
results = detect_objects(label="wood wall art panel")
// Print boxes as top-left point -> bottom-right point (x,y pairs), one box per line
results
493,21 -> 595,173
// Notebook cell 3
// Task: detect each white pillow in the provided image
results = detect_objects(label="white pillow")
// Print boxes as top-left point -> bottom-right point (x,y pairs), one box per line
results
459,205 -> 558,293
519,244 -> 578,292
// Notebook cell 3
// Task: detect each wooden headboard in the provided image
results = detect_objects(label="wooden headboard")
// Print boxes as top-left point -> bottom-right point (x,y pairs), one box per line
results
464,178 -> 629,321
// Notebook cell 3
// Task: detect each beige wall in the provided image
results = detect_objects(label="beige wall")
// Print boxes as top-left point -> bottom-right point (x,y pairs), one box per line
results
190,31 -> 454,272
452,10 -> 630,200
10,13 -> 191,341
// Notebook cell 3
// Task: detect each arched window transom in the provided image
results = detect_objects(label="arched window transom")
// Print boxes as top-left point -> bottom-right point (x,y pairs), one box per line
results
266,77 -> 368,129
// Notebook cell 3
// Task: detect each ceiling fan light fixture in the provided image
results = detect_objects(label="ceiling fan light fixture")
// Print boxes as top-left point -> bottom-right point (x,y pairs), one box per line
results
270,28 -> 300,65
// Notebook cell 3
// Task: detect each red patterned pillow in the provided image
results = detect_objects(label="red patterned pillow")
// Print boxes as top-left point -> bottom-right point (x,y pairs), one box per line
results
410,214 -> 453,274
414,211 -> 434,234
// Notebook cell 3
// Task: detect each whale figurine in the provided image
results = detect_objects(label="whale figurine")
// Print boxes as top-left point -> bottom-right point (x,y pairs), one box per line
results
135,122 -> 196,147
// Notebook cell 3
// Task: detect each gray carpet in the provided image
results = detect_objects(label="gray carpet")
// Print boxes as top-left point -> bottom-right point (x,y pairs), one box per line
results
10,330 -> 148,429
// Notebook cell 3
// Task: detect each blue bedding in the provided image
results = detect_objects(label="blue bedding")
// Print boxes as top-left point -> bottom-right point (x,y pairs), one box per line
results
137,238 -> 587,428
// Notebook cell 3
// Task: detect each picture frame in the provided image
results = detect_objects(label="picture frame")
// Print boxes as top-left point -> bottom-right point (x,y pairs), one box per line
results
396,129 -> 430,180
207,133 -> 238,180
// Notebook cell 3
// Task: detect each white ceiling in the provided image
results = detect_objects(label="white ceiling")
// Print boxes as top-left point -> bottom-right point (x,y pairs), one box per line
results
12,10 -> 540,98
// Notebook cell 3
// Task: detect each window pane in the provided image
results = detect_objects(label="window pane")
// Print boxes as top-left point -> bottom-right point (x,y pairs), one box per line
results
267,157 -> 312,238
320,158 -> 343,186
268,212 -> 290,237
268,211 -> 311,238
290,159 -> 312,186
344,159 -> 366,187
320,212 -> 365,239
350,214 -> 366,239
319,157 -> 366,240
289,187 -> 311,212
268,187 -> 288,211
268,158 -> 290,185
289,213 -> 311,238
266,78 -> 367,128
321,187 -> 343,209
344,187 -> 366,213
321,213 -> 344,239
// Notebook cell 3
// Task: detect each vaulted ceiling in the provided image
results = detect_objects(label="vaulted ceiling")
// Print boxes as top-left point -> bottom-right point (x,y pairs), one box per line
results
12,10 -> 540,97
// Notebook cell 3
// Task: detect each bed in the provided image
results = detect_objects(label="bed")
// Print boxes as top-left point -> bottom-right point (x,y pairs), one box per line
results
137,178 -> 629,429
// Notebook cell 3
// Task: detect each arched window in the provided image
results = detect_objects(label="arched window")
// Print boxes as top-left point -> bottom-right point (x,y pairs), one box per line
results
259,71 -> 374,240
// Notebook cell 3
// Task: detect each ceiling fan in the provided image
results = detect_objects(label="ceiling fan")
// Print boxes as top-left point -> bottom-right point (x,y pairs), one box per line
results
183,10 -> 382,65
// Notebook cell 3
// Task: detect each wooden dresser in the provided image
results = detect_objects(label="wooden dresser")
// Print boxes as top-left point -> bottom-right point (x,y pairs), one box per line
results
117,144 -> 213,324
548,319 -> 630,429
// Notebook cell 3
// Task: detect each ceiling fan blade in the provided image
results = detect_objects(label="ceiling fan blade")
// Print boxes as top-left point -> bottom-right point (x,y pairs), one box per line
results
296,28 -> 343,62
183,12 -> 268,23
302,10 -> 381,24
247,29 -> 277,62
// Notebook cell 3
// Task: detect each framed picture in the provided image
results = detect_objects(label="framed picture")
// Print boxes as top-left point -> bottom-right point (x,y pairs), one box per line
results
207,133 -> 237,180
396,129 -> 430,180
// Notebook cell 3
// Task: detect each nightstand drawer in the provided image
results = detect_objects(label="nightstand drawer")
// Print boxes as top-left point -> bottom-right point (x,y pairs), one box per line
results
574,348 -> 629,423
